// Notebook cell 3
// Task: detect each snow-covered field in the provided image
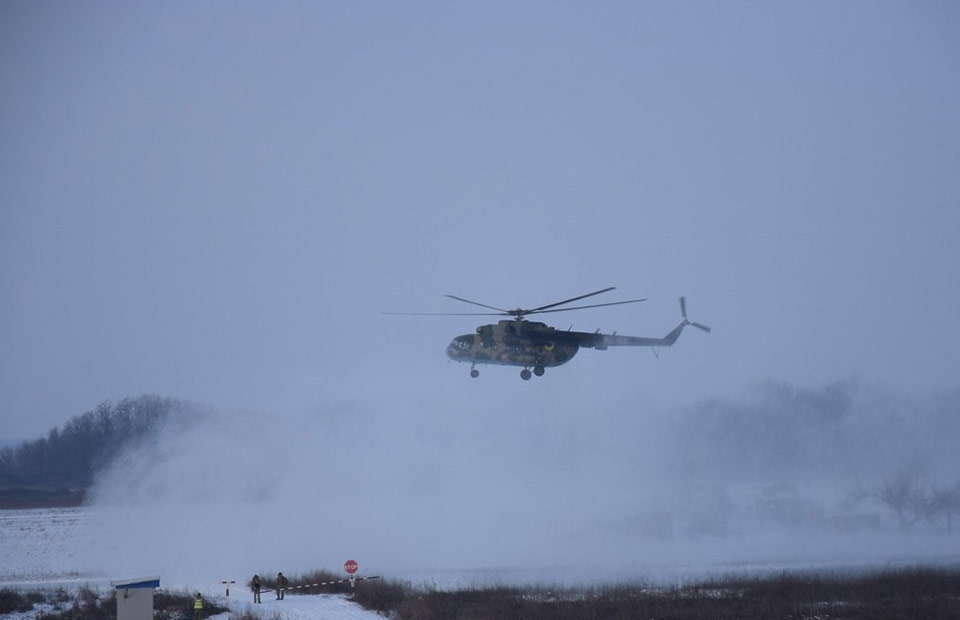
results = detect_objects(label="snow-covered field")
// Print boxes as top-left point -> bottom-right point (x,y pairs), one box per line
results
4,505 -> 960,619
220,594 -> 381,620
0,508 -> 93,587
0,507 -> 383,619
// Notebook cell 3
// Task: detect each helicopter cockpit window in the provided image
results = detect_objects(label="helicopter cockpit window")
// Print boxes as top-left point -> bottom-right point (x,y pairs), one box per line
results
453,335 -> 474,350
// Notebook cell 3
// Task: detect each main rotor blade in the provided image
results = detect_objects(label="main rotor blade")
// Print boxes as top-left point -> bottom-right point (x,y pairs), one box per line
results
382,311 -> 507,316
527,297 -> 646,315
527,287 -> 617,313
690,321 -> 712,333
444,295 -> 511,313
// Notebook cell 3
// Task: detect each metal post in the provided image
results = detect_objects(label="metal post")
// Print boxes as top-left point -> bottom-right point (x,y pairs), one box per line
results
221,580 -> 236,598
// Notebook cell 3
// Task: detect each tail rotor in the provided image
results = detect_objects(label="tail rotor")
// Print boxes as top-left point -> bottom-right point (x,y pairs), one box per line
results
680,297 -> 711,333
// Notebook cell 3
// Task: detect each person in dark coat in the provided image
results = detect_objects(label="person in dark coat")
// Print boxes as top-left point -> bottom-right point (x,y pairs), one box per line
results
251,574 -> 261,604
276,572 -> 288,600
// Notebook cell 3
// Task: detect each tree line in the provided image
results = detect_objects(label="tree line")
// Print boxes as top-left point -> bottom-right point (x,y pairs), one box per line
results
0,395 -> 182,489
662,379 -> 960,532
667,379 -> 960,483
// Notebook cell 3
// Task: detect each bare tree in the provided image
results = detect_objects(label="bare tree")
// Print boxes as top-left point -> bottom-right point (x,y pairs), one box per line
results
927,483 -> 960,535
866,471 -> 960,533
871,470 -> 929,530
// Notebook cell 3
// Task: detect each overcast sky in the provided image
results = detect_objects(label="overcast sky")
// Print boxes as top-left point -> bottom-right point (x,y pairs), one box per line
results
2,2 -> 959,439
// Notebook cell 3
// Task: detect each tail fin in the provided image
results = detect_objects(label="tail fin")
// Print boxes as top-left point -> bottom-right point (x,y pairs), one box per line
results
661,297 -> 711,346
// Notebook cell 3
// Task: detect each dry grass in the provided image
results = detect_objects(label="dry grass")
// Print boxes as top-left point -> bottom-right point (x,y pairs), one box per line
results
349,566 -> 960,620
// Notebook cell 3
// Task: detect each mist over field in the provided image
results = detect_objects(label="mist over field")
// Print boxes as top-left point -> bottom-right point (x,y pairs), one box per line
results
80,380 -> 960,584
4,1 -> 960,596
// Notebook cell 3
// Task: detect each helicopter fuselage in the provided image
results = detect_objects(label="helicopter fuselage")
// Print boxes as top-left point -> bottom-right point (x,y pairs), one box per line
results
388,289 -> 708,380
446,319 -> 580,368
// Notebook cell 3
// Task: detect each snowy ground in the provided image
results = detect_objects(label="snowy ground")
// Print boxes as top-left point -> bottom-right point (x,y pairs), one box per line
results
0,507 -> 383,619
217,593 -> 382,620
4,506 -> 960,619
0,508 -> 93,586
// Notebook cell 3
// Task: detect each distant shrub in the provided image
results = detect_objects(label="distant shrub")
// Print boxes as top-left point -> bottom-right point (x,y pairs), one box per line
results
351,578 -> 406,612
0,588 -> 34,614
34,586 -> 113,620
26,591 -> 47,604
14,586 -> 227,620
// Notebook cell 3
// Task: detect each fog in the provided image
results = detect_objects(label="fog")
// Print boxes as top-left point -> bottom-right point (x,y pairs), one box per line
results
3,2 -> 960,440
3,0 -> 960,587
82,380 -> 960,584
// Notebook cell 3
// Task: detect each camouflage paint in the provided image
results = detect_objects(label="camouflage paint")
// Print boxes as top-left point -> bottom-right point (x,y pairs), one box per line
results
442,297 -> 708,377
446,320 -> 580,368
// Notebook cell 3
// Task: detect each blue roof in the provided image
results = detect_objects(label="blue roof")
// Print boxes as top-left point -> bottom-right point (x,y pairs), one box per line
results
112,576 -> 160,589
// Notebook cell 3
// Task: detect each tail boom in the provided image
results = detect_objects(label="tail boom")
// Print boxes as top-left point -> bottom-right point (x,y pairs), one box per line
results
575,297 -> 709,350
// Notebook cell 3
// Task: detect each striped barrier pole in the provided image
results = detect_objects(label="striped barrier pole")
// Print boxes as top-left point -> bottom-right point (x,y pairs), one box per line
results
282,575 -> 382,592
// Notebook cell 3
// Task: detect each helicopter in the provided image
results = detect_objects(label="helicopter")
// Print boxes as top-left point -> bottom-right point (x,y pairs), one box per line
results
387,287 -> 710,380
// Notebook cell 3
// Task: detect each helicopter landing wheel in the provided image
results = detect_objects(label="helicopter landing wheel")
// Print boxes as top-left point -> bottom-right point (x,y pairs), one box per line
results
470,368 -> 479,378
520,368 -> 532,381
533,365 -> 545,377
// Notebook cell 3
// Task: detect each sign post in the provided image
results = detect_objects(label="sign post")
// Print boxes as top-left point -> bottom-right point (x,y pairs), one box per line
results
344,559 -> 358,588
221,580 -> 236,598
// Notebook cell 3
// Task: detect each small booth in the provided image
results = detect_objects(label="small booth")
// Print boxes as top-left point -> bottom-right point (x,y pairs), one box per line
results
111,576 -> 160,620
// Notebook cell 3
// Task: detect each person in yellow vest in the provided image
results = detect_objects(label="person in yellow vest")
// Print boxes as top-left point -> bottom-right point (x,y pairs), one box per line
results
193,593 -> 204,619
276,571 -> 288,600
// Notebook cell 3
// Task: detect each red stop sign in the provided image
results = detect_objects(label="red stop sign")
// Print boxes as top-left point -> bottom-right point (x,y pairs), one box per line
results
344,559 -> 358,574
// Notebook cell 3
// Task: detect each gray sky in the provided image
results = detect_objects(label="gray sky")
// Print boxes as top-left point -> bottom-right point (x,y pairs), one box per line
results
2,2 -> 959,439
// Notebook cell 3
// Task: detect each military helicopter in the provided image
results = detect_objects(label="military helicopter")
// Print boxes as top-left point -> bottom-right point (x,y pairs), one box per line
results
387,287 -> 710,380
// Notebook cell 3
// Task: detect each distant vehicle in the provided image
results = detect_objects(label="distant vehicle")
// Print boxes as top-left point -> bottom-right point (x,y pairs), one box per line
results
386,287 -> 710,380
